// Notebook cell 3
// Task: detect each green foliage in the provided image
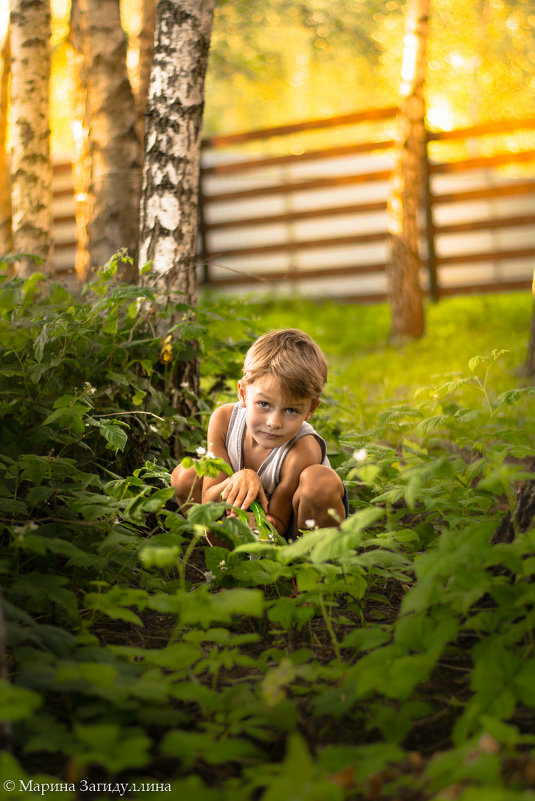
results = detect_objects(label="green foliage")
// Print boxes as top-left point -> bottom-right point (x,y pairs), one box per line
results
1,266 -> 535,799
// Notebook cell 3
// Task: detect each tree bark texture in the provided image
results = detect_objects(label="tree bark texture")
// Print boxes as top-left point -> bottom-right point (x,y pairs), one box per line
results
386,0 -> 429,340
139,0 -> 215,301
10,0 -> 53,277
69,0 -> 91,282
78,0 -> 141,280
131,0 -> 156,150
0,26 -> 12,258
525,292 -> 535,377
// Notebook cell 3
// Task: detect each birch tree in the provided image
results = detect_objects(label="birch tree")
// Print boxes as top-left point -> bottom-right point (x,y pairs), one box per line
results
0,24 -> 12,258
10,0 -> 53,277
77,0 -> 141,279
139,0 -> 215,302
386,0 -> 429,339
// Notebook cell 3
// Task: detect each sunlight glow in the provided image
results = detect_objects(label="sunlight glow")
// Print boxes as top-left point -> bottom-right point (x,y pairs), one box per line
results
400,32 -> 418,96
427,99 -> 455,132
0,1 -> 8,46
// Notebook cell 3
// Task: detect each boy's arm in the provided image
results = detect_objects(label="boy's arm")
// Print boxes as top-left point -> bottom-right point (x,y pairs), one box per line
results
201,405 -> 268,511
266,435 -> 323,535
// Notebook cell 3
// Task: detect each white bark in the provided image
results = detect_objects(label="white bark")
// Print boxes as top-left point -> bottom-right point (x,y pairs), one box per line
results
10,0 -> 53,277
139,0 -> 215,301
79,0 -> 141,279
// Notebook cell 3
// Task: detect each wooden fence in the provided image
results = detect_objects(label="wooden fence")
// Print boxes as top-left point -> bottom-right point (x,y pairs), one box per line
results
52,107 -> 535,300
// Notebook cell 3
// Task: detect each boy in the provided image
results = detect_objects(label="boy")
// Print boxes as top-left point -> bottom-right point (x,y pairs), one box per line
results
171,328 -> 347,538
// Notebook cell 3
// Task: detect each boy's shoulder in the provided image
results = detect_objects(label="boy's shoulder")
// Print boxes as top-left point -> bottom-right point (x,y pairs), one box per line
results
209,402 -> 237,431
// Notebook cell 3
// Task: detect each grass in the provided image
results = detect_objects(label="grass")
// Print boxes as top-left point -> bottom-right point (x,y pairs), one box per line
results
238,291 -> 534,431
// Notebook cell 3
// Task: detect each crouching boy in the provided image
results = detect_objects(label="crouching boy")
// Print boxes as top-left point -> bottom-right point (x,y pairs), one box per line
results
171,328 -> 347,538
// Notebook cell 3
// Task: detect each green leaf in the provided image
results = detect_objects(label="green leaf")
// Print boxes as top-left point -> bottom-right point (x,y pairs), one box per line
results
0,679 -> 42,722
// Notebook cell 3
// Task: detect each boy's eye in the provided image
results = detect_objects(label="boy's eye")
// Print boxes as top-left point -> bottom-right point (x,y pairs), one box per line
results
258,401 -> 270,408
286,408 -> 298,415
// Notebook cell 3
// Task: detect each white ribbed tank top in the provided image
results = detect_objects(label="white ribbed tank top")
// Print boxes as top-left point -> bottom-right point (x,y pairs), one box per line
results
225,402 -> 330,496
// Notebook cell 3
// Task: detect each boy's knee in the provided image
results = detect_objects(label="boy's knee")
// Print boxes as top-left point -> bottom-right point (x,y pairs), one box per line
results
170,464 -> 198,504
298,464 -> 344,506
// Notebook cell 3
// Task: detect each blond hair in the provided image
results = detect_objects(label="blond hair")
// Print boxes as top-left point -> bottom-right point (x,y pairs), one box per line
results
242,329 -> 327,399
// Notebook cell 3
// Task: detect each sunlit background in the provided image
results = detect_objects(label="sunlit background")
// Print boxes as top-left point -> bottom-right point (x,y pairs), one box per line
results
1,0 -> 534,158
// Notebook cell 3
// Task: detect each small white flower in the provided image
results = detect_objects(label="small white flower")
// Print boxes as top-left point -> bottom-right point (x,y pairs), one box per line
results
203,570 -> 215,583
305,519 -> 316,529
149,425 -> 158,433
83,382 -> 96,395
206,450 -> 215,459
196,446 -> 206,457
353,447 -> 368,463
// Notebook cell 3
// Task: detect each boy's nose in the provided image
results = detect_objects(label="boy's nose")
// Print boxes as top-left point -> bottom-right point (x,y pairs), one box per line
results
267,410 -> 282,428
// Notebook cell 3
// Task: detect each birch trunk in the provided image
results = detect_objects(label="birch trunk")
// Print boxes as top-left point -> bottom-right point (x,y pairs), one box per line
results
79,0 -> 141,279
0,25 -> 12,258
139,0 -> 214,301
386,0 -> 429,339
10,0 -> 53,277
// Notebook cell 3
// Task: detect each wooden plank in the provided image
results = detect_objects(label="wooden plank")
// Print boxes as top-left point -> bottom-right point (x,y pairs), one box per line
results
205,200 -> 388,231
436,279 -> 532,296
431,149 -> 535,173
209,230 -> 387,259
204,260 -> 386,287
435,213 -> 535,235
431,181 -> 535,205
201,107 -> 398,148
204,169 -> 392,204
201,139 -> 395,176
428,117 -> 535,142
436,247 -> 535,266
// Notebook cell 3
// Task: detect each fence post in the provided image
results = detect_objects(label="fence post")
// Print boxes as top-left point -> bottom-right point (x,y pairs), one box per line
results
198,155 -> 210,286
422,125 -> 439,301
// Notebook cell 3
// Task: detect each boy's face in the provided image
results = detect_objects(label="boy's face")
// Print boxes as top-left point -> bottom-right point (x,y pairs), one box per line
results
238,374 -> 320,450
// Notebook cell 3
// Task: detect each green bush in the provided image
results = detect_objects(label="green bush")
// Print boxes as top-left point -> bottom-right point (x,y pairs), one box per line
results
1,256 -> 535,800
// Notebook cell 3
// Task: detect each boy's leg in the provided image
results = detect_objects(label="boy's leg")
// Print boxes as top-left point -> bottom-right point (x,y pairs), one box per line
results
170,464 -> 202,507
170,464 -> 230,549
292,464 -> 346,534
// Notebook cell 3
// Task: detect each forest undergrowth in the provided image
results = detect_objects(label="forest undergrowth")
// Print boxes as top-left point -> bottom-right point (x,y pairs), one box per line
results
1,253 -> 535,801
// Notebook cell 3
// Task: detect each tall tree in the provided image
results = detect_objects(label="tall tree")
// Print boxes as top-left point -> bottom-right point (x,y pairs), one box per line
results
69,0 -> 91,282
138,0 -> 215,302
10,0 -> 53,277
131,0 -> 156,148
386,0 -> 429,339
77,0 -> 141,279
0,23 -> 12,258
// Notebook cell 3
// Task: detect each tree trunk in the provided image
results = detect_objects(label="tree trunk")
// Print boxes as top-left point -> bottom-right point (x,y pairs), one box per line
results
526,290 -> 535,377
386,0 -> 429,340
131,0 -> 156,150
69,0 -> 91,282
139,0 -> 215,302
0,25 -> 12,259
78,0 -> 141,280
10,0 -> 53,277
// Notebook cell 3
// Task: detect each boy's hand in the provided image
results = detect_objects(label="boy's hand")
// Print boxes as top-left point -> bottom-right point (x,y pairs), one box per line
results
219,469 -> 268,512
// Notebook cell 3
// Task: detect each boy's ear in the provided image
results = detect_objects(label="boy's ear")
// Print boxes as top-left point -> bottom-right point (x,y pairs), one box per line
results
237,380 -> 246,406
305,399 -> 321,420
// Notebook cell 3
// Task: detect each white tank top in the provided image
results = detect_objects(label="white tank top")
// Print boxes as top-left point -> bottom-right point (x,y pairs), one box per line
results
225,402 -> 330,496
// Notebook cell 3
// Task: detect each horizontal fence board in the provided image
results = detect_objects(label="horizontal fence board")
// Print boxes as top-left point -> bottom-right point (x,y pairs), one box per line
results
204,169 -> 393,204
209,230 -> 388,259
436,247 -> 535,266
205,200 -> 388,231
202,139 -> 395,176
206,261 -> 387,287
202,107 -> 398,147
